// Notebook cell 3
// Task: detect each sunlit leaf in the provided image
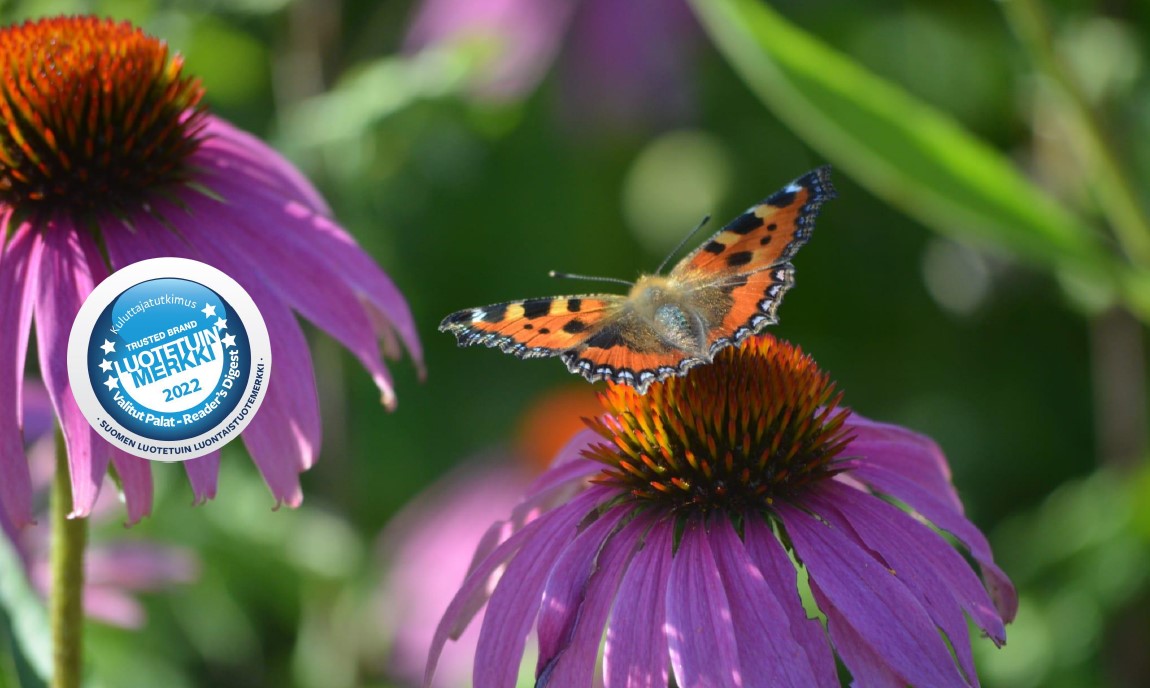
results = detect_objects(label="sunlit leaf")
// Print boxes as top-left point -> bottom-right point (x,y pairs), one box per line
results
690,0 -> 1119,286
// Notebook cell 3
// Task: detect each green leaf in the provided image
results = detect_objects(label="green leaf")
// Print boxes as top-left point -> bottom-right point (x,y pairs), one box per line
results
0,532 -> 50,686
690,0 -> 1118,285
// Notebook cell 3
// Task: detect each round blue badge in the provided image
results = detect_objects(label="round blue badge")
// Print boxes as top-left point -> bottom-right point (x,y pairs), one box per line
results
68,259 -> 271,462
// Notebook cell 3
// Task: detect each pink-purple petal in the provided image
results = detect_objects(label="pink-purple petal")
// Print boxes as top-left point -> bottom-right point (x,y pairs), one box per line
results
665,518 -> 742,688
198,117 -> 333,215
742,517 -> 837,687
818,597 -> 906,688
108,448 -> 153,525
843,414 -> 961,511
35,226 -> 109,517
183,451 -> 220,504
604,519 -> 672,688
817,480 -> 1004,646
473,491 -> 603,688
0,221 -> 42,526
779,503 -> 970,687
424,506 -> 550,687
537,512 -> 648,687
104,215 -> 318,505
807,485 -> 980,682
710,517 -> 824,687
843,461 -> 1018,622
536,506 -> 631,665
171,192 -> 397,407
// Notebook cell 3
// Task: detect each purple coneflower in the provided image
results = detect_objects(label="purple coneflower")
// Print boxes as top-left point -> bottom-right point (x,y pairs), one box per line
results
0,16 -> 421,526
428,335 -> 1016,687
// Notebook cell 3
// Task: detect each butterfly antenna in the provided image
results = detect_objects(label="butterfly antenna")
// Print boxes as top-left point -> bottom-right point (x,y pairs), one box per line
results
655,214 -> 711,275
548,271 -> 634,287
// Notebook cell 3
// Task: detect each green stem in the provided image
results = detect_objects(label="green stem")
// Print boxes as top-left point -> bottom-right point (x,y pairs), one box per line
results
50,435 -> 86,688
1002,0 -> 1150,267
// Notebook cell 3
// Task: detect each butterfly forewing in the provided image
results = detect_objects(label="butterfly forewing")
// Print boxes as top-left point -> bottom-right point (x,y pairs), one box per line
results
671,166 -> 835,281
438,295 -> 626,359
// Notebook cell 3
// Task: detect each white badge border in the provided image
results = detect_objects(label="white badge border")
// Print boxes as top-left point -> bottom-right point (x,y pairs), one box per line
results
67,257 -> 271,462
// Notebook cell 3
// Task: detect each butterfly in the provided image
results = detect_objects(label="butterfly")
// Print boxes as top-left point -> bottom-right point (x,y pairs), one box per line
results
439,167 -> 836,393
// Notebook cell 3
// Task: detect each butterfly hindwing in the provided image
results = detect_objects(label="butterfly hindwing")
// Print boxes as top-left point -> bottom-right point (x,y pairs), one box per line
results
699,264 -> 796,355
560,309 -> 708,392
438,295 -> 625,359
672,166 -> 835,280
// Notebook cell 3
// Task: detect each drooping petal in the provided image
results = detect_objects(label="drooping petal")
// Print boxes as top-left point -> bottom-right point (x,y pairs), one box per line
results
189,178 -> 422,373
710,517 -> 825,687
843,413 -> 962,511
807,486 -> 980,682
424,506 -> 547,686
815,480 -> 1004,645
0,220 -> 42,526
35,225 -> 109,517
183,451 -> 220,504
665,518 -> 742,688
172,192 -> 397,407
473,490 -> 604,688
604,520 -> 673,688
197,117 -> 333,215
103,215 -> 317,506
842,461 -> 1018,622
817,595 -> 906,688
536,506 -> 631,665
537,512 -> 647,686
779,503 -> 969,688
742,517 -> 837,687
424,489 -> 603,687
108,448 -> 153,525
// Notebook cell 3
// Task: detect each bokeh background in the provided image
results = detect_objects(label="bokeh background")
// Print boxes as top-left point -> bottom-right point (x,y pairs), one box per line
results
2,0 -> 1149,686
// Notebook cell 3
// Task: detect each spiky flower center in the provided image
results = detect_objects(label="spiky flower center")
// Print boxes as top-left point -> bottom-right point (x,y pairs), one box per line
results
583,335 -> 852,515
0,16 -> 206,219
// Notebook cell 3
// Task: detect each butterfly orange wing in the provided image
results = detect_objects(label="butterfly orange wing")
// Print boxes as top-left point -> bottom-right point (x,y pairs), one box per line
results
439,295 -> 626,359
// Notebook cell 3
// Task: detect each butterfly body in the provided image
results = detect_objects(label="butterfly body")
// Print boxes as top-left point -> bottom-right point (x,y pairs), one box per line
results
440,167 -> 836,393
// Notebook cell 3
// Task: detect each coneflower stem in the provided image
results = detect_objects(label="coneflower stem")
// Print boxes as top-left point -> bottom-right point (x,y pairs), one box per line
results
50,431 -> 86,688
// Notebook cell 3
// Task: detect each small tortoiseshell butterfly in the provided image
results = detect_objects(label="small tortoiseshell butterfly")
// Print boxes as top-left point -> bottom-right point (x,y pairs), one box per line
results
439,167 -> 836,393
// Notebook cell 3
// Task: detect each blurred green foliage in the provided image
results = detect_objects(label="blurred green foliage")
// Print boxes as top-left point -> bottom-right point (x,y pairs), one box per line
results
2,0 -> 1149,686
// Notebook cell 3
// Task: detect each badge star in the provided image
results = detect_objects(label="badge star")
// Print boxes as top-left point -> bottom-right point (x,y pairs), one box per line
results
103,375 -> 119,391
100,339 -> 115,354
99,359 -> 113,373
221,333 -> 237,348
214,317 -> 228,330
201,304 -> 217,318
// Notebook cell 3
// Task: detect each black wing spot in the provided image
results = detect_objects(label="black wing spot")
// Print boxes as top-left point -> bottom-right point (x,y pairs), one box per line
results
726,213 -> 762,235
703,240 -> 725,254
726,251 -> 754,268
567,298 -> 582,312
562,319 -> 589,334
524,323 -> 534,330
759,235 -> 772,246
767,223 -> 778,231
539,327 -> 551,334
585,327 -> 627,350
767,189 -> 796,208
481,304 -> 508,323
522,299 -> 551,319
